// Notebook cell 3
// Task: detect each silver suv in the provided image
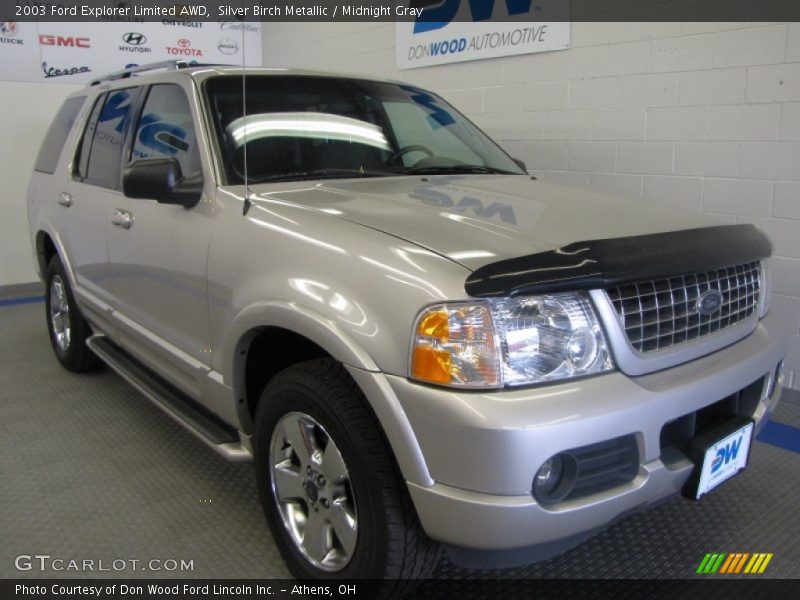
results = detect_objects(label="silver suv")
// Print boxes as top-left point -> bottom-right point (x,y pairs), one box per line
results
28,61 -> 788,582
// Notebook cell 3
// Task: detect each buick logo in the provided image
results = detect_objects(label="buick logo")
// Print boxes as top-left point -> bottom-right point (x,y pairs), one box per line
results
1,21 -> 18,36
122,32 -> 146,46
697,290 -> 724,316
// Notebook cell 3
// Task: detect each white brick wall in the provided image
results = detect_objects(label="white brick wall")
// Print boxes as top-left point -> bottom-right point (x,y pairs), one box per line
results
262,22 -> 800,389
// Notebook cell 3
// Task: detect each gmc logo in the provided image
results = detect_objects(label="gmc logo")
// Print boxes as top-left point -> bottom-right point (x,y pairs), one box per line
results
39,35 -> 90,48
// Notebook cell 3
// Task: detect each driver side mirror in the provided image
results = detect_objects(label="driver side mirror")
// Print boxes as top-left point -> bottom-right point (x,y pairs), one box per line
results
123,158 -> 202,208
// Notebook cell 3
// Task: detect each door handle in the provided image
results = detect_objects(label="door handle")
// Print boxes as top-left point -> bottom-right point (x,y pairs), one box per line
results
58,192 -> 73,207
111,209 -> 134,230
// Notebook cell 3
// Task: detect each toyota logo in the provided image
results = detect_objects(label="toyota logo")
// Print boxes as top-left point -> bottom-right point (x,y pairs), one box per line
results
122,32 -> 146,46
696,289 -> 724,316
177,38 -> 191,48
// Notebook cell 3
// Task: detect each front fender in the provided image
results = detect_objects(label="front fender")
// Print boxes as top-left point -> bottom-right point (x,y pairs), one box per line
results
224,301 -> 433,486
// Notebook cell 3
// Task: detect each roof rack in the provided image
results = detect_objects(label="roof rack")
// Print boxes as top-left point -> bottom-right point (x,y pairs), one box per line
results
88,60 -> 202,86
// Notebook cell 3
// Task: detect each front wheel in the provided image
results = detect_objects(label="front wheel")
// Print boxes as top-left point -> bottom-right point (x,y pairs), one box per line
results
254,359 -> 441,589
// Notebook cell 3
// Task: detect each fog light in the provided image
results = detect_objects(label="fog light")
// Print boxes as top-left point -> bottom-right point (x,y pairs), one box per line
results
535,456 -> 563,496
533,453 -> 577,504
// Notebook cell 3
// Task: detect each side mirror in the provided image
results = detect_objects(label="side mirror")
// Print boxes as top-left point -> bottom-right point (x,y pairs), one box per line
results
122,158 -> 202,208
512,157 -> 527,172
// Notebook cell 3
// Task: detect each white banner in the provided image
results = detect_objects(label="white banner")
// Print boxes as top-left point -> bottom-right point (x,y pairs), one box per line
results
396,0 -> 569,70
0,19 -> 262,84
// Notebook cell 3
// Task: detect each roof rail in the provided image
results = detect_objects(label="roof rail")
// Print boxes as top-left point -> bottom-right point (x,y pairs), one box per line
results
88,60 -> 201,86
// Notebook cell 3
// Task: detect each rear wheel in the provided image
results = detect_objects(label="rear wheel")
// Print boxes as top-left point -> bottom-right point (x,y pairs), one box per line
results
254,359 -> 441,592
45,256 -> 101,372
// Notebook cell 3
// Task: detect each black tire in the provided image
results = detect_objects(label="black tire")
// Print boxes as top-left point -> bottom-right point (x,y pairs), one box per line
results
254,358 -> 441,594
45,255 -> 101,372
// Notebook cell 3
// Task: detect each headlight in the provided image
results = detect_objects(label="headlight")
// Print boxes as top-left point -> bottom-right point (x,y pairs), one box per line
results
759,258 -> 771,318
410,293 -> 613,389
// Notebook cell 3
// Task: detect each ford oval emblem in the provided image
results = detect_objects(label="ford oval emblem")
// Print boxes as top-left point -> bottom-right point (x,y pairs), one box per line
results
697,289 -> 723,316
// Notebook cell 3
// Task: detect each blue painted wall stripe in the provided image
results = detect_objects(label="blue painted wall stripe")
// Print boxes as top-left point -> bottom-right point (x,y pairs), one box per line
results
0,296 -> 45,308
757,420 -> 800,454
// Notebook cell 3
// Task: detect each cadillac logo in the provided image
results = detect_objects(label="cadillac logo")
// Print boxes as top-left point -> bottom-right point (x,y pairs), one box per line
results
697,290 -> 724,316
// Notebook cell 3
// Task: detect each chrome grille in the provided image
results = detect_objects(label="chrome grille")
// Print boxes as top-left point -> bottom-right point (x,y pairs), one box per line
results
605,262 -> 761,353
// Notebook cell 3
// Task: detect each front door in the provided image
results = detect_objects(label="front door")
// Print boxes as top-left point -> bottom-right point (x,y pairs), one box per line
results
107,82 -> 213,397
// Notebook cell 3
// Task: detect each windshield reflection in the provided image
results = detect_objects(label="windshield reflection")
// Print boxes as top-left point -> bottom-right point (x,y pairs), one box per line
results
205,75 -> 525,184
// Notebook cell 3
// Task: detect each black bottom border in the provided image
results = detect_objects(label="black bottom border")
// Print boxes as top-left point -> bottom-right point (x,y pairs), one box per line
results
3,578 -> 799,600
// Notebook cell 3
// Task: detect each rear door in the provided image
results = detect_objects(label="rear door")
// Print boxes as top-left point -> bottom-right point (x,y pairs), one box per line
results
107,81 -> 213,397
60,87 -> 140,330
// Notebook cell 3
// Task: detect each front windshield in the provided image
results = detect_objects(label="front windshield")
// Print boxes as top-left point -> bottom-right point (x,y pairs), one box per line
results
204,75 -> 526,184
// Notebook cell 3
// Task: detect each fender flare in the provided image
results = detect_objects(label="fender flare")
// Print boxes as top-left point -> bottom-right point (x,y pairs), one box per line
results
35,222 -> 76,288
224,301 -> 433,486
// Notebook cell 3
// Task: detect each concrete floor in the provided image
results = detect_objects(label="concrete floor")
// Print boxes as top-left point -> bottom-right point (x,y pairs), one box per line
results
1,300 -> 799,580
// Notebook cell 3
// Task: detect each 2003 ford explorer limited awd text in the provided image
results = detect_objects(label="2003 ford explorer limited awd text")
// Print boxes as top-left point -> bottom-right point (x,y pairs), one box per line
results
27,61 -> 788,588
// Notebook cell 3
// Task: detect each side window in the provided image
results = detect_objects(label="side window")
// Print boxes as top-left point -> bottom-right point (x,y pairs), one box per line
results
35,96 -> 85,174
74,94 -> 104,180
131,84 -> 201,177
76,88 -> 139,189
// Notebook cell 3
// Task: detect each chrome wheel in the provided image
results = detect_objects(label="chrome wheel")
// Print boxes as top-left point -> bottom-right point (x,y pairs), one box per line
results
49,275 -> 71,352
269,411 -> 357,572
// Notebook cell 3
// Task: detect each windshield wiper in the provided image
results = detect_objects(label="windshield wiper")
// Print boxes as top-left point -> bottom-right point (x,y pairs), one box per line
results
406,164 -> 518,175
252,168 -> 393,184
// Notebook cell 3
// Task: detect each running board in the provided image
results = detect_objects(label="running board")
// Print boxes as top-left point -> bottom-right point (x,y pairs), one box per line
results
87,334 -> 252,462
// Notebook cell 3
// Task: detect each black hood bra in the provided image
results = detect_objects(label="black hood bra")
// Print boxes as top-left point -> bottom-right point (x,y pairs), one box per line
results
465,224 -> 773,297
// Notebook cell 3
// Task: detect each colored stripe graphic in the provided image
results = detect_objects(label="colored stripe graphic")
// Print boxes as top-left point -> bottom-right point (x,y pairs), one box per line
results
744,553 -> 774,574
720,554 -> 737,574
700,552 -> 774,574
697,553 -> 728,574
696,553 -> 714,573
733,553 -> 750,573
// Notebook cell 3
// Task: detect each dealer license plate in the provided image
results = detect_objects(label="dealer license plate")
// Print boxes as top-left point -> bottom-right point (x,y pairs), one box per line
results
695,421 -> 754,499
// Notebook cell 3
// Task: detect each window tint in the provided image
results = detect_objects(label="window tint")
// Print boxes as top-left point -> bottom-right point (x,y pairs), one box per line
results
84,88 -> 138,189
34,96 -> 85,174
74,94 -> 104,180
131,84 -> 200,178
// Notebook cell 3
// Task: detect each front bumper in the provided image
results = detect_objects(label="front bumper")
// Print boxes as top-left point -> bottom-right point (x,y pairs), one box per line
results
388,309 -> 787,557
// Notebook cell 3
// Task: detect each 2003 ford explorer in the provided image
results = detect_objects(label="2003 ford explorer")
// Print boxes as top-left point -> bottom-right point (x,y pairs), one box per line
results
27,61 -> 788,586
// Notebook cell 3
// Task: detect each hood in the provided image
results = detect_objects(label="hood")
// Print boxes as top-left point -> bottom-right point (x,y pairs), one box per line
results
250,175 -> 721,271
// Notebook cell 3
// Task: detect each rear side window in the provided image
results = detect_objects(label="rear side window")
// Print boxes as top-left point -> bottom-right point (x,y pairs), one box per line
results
34,96 -> 85,174
77,88 -> 139,189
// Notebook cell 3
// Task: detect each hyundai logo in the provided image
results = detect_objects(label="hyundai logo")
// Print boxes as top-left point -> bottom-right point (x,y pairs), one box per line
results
122,32 -> 146,46
697,290 -> 724,316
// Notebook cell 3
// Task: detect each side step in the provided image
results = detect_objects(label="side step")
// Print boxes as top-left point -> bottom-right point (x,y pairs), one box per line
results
87,334 -> 252,462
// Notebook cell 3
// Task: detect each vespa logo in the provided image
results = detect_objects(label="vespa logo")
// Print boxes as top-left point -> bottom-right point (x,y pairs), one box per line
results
122,32 -> 146,46
414,0 -> 535,33
710,437 -> 743,475
39,35 -> 90,48
697,289 -> 723,316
